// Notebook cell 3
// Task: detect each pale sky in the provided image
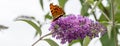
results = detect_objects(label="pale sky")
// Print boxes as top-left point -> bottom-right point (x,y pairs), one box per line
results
0,0 -> 114,46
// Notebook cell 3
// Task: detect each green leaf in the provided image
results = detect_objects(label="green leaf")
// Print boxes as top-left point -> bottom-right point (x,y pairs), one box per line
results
79,0 -> 84,5
116,23 -> 120,28
79,0 -> 90,16
114,0 -> 120,23
44,39 -> 59,46
16,19 -> 42,36
98,3 -> 111,22
81,3 -> 90,16
98,14 -> 108,21
115,0 -> 120,8
45,13 -> 52,20
58,0 -> 68,8
115,11 -> 120,23
40,0 -> 44,10
100,26 -> 117,46
98,3 -> 110,18
68,39 -> 81,46
0,25 -> 8,30
99,21 -> 109,26
83,36 -> 90,46
80,0 -> 91,16
114,0 -> 120,12
115,26 -> 119,34
86,0 -> 94,4
100,33 -> 115,46
34,24 -> 42,37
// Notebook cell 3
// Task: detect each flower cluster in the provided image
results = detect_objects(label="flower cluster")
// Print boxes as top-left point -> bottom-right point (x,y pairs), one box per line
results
49,14 -> 106,44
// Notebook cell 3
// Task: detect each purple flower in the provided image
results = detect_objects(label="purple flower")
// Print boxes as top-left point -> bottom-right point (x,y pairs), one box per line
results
49,14 -> 107,44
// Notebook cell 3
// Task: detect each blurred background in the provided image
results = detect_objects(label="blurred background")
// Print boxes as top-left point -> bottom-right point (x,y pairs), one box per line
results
0,0 -> 119,46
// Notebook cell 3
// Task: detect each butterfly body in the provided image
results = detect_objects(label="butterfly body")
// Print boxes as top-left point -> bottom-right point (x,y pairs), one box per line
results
50,3 -> 65,21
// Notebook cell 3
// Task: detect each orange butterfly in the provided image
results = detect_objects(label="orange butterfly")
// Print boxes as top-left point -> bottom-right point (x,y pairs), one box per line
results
50,3 -> 65,21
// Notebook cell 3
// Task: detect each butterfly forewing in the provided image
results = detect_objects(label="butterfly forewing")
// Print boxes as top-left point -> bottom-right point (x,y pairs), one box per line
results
50,3 -> 65,21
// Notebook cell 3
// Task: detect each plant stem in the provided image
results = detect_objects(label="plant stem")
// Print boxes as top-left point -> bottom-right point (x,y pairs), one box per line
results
101,10 -> 111,21
98,2 -> 111,21
111,0 -> 118,46
90,0 -> 102,14
92,12 -> 98,21
32,32 -> 53,46
89,0 -> 102,21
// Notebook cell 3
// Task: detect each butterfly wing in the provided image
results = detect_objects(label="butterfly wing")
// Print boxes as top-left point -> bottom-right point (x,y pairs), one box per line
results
50,3 -> 65,20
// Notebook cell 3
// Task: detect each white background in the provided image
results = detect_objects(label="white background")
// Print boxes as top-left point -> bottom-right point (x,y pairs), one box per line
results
0,0 -> 118,46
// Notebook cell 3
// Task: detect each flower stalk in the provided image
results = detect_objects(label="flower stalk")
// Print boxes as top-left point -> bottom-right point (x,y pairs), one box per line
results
111,0 -> 118,46
32,32 -> 53,46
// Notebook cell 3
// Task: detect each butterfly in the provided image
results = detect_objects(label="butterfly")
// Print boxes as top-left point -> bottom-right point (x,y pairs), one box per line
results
50,3 -> 65,21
